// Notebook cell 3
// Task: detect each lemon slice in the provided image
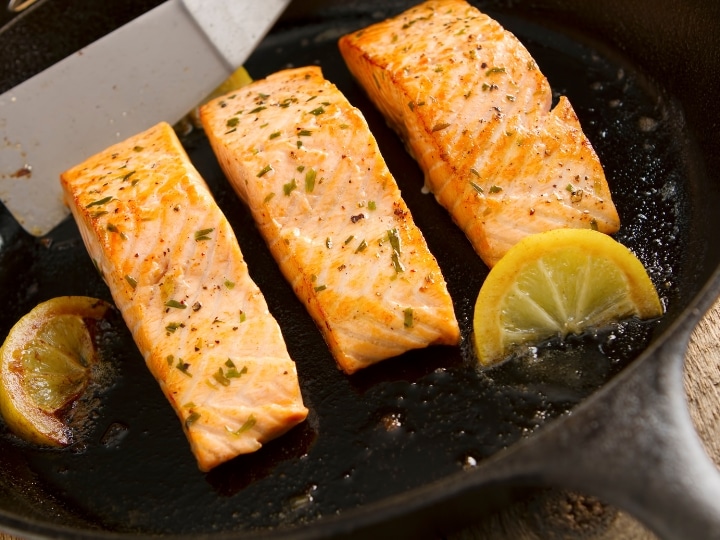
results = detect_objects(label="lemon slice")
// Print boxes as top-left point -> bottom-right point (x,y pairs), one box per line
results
207,65 -> 253,101
178,66 -> 253,132
0,296 -> 111,446
473,229 -> 663,367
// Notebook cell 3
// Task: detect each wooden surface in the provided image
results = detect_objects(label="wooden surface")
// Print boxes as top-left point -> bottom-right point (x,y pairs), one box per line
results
1,296 -> 719,539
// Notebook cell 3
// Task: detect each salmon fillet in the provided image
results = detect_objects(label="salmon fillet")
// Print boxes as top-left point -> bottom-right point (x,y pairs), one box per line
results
60,122 -> 308,472
338,0 -> 620,268
200,66 -> 460,374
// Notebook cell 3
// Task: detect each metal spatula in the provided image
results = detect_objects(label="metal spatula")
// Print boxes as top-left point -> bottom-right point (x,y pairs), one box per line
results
0,0 -> 291,236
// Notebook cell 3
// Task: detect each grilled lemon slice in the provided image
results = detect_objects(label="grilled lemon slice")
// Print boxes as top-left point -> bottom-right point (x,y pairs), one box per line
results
0,296 -> 111,445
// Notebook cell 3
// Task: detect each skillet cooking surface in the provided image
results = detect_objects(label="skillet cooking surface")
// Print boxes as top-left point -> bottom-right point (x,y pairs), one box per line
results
0,0 -> 699,535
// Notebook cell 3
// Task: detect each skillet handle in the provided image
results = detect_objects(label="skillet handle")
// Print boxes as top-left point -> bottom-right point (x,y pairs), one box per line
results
496,310 -> 720,540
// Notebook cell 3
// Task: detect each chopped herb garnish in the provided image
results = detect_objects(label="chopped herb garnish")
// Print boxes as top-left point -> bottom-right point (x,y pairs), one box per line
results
325,237 -> 333,249
297,165 -> 305,172
305,168 -> 316,192
91,210 -> 109,218
387,228 -> 402,254
344,235 -> 354,245
175,358 -> 192,377
225,361 -> 247,379
165,322 -> 183,333
226,117 -> 240,128
227,415 -> 256,436
590,219 -> 599,231
133,145 -> 144,152
392,250 -> 405,273
404,308 -> 414,328
165,299 -> 186,309
257,164 -> 273,177
470,167 -> 481,177
125,275 -> 138,289
269,131 -> 281,140
432,122 -> 451,132
309,106 -> 325,116
239,311 -> 246,323
106,223 -> 127,240
314,284 -> 327,292
120,170 -> 136,182
185,411 -> 200,427
368,200 -> 377,211
296,140 -> 303,149
470,181 -> 484,194
249,106 -> 267,114
213,367 -> 231,387
167,355 -> 174,365
283,178 -> 298,196
86,196 -> 113,208
195,228 -> 214,241
298,129 -> 312,137
264,192 -> 276,203
355,239 -> 368,253
486,66 -> 506,75
224,279 -> 235,289
489,185 -> 503,194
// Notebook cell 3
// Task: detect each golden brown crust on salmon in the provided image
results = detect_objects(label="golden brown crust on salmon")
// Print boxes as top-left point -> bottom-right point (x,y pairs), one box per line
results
200,66 -> 460,374
60,122 -> 308,471
339,0 -> 620,267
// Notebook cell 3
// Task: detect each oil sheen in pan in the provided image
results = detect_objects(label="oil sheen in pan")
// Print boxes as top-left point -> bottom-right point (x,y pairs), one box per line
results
0,7 -> 688,536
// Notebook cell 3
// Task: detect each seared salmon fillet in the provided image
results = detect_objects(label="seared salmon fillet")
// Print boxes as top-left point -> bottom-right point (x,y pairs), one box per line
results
200,66 -> 460,374
60,122 -> 308,471
339,0 -> 620,267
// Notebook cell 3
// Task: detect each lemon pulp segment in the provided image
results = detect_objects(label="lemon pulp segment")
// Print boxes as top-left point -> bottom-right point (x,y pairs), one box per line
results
181,66 -> 253,130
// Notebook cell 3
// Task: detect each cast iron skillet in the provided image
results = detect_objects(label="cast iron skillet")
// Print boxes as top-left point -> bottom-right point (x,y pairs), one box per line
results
1,0 -> 720,538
